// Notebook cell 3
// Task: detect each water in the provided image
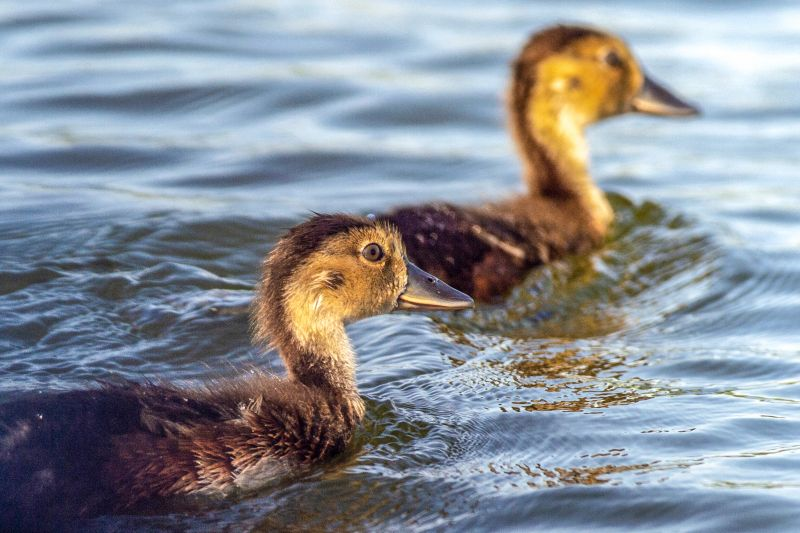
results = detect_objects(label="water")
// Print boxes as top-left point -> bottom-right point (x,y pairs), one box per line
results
2,0 -> 800,530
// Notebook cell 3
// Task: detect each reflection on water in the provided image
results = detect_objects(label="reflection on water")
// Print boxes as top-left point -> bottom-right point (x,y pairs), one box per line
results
430,196 -> 716,417
440,194 -> 722,341
2,0 -> 800,531
497,344 -> 658,413
484,459 -> 656,488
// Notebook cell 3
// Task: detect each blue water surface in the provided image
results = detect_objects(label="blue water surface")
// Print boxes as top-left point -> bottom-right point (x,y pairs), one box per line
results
1,1 -> 800,531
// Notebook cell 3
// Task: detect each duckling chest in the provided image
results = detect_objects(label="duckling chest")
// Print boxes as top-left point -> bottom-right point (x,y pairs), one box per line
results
237,398 -> 361,464
111,394 -> 364,502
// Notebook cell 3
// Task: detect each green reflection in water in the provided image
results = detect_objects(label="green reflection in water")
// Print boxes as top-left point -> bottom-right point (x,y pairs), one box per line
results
487,342 -> 681,413
426,196 -> 720,415
478,455 -> 701,490
436,194 -> 721,341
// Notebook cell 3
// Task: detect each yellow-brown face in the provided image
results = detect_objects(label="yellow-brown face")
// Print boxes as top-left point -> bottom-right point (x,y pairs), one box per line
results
285,223 -> 410,323
253,215 -> 472,357
534,33 -> 644,125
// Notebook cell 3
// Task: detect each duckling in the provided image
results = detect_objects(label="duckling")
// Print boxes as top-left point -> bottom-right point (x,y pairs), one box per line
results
0,214 -> 472,529
383,25 -> 699,301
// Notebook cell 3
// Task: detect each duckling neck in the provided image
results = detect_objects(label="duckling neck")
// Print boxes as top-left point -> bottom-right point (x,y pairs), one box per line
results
509,83 -> 613,234
279,304 -> 359,396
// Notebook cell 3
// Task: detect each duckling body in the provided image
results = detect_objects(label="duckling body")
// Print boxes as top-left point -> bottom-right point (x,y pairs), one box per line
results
383,25 -> 698,301
1,377 -> 359,525
0,215 -> 472,529
389,194 -> 601,300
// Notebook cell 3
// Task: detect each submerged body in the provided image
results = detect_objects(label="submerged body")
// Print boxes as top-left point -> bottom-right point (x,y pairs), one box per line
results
0,377 -> 361,525
0,215 -> 472,529
384,25 -> 699,301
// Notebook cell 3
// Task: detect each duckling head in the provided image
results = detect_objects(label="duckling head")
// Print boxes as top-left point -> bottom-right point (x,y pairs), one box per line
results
509,25 -> 698,211
513,24 -> 699,129
252,214 -> 472,388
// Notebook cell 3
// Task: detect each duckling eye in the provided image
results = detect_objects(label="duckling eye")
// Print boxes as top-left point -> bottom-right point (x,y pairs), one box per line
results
603,50 -> 623,68
361,243 -> 384,262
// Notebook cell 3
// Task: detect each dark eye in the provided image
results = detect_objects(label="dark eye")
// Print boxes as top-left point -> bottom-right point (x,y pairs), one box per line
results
603,50 -> 623,68
361,243 -> 384,262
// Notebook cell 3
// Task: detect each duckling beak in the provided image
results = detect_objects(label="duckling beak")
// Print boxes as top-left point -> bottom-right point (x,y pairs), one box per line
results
397,261 -> 474,311
632,75 -> 700,116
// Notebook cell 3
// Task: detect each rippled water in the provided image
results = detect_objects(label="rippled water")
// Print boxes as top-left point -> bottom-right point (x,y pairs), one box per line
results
2,0 -> 800,531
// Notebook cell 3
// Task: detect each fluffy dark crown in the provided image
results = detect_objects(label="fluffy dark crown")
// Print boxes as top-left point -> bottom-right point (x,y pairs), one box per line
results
251,214 -> 379,349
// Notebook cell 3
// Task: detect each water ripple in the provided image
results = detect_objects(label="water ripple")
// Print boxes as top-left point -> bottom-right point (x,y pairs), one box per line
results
3,0 -> 800,530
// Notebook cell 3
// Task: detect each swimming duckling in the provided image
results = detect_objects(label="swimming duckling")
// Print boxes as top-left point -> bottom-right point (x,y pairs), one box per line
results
0,214 -> 472,529
383,25 -> 699,301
